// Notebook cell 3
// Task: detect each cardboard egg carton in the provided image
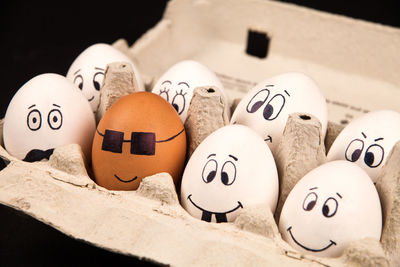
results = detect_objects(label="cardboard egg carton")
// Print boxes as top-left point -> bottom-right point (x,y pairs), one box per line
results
1,0 -> 400,266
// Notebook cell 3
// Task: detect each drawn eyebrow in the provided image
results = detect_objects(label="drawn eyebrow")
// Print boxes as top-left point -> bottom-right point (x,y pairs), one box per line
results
361,132 -> 367,138
95,67 -> 105,71
162,80 -> 172,85
284,90 -> 290,97
336,193 -> 343,199
207,153 -> 216,159
374,137 -> 384,142
28,104 -> 36,109
53,104 -> 61,108
178,82 -> 190,88
229,154 -> 238,161
309,187 -> 318,191
73,69 -> 81,75
265,84 -> 274,88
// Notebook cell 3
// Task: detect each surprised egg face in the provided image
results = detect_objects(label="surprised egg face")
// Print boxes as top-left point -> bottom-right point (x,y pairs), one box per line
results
279,161 -> 382,258
231,72 -> 328,154
327,110 -> 400,183
3,73 -> 96,161
66,43 -> 144,111
151,60 -> 226,122
180,125 -> 279,223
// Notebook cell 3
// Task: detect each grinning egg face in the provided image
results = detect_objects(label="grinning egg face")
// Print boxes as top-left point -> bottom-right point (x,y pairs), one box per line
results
3,73 -> 96,161
279,161 -> 382,258
230,72 -> 327,154
180,125 -> 279,223
66,43 -> 144,111
151,60 -> 226,122
327,110 -> 400,183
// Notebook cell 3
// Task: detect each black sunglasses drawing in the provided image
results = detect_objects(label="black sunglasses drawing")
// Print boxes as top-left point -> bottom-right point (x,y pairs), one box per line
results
96,128 -> 185,156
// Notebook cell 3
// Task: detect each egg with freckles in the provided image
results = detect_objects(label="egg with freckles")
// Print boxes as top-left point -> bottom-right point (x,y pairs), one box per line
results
151,60 -> 227,122
92,92 -> 186,190
231,72 -> 328,154
327,110 -> 400,183
3,73 -> 96,161
66,43 -> 144,111
180,124 -> 279,223
279,160 -> 382,258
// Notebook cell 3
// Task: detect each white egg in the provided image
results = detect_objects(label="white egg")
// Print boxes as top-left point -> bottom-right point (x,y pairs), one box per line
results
180,124 -> 279,223
279,160 -> 382,258
327,110 -> 400,183
66,43 -> 144,111
151,60 -> 226,122
3,73 -> 96,161
230,72 -> 328,154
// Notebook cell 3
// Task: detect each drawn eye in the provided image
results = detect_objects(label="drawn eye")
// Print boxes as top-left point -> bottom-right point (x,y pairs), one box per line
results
302,192 -> 318,211
202,159 -> 218,183
73,75 -> 84,90
246,88 -> 270,113
345,139 -> 364,162
47,109 -> 63,130
322,197 -> 338,218
263,94 -> 285,120
221,161 -> 236,186
27,109 -> 42,131
93,72 -> 104,91
159,88 -> 170,102
364,144 -> 384,168
172,90 -> 187,115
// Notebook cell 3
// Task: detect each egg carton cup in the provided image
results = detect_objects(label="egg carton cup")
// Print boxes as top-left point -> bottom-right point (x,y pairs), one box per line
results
0,61 -> 399,266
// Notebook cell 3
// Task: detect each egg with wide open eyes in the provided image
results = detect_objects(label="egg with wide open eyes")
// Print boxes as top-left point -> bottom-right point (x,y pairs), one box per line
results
180,124 -> 279,223
66,43 -> 144,111
3,73 -> 96,162
151,60 -> 227,122
279,160 -> 382,258
230,72 -> 328,155
327,110 -> 400,183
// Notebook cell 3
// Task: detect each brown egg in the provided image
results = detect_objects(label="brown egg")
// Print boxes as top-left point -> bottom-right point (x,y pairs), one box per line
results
92,92 -> 186,190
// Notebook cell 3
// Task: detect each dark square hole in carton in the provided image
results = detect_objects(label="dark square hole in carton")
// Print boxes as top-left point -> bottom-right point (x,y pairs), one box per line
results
246,30 -> 270,58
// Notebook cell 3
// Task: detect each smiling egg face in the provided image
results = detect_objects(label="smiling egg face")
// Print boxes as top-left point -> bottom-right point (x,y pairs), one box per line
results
151,60 -> 225,122
66,43 -> 144,111
3,73 -> 96,161
327,110 -> 400,183
180,124 -> 279,223
279,160 -> 382,258
230,72 -> 327,154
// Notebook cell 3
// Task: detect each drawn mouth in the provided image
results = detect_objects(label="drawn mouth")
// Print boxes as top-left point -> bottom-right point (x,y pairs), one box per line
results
88,95 -> 95,102
287,226 -> 336,252
114,174 -> 138,183
264,135 -> 272,143
187,194 -> 243,223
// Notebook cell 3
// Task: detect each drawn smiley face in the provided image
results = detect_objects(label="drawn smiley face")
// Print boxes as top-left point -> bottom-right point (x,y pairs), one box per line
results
66,43 -> 144,111
91,92 -> 186,191
3,73 -> 96,161
180,124 -> 279,223
327,110 -> 400,183
230,72 -> 328,154
279,161 -> 382,258
151,60 -> 226,122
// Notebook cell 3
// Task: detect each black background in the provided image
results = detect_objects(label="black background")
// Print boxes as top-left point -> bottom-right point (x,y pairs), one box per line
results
0,0 -> 399,266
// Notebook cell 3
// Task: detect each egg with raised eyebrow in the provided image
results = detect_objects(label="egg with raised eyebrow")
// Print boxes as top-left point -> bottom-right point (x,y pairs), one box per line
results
279,160 -> 382,258
230,72 -> 328,154
180,124 -> 279,223
3,73 -> 96,162
151,60 -> 227,122
66,43 -> 144,111
327,109 -> 400,183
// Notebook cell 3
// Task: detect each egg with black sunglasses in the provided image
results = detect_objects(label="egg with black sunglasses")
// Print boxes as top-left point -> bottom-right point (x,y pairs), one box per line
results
91,92 -> 186,190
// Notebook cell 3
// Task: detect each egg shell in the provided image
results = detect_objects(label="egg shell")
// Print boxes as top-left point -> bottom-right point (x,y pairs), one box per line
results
327,110 -> 400,182
92,92 -> 186,190
279,160 -> 382,258
180,124 -> 279,223
230,72 -> 328,154
3,73 -> 96,161
66,43 -> 144,111
151,60 -> 226,122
